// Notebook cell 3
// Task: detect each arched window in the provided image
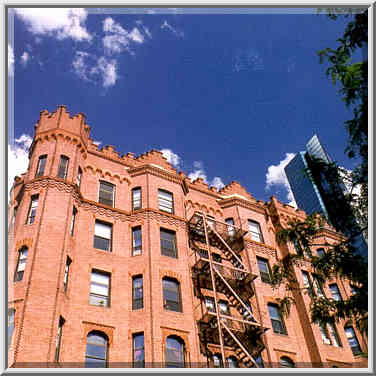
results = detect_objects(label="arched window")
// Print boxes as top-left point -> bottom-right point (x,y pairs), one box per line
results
280,356 -> 295,368
162,278 -> 182,312
212,353 -> 223,368
227,356 -> 238,368
85,331 -> 108,368
165,336 -> 185,368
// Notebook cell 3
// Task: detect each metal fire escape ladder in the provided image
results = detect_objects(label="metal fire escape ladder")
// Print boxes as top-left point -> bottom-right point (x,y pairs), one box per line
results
213,268 -> 257,323
221,320 -> 259,368
202,213 -> 227,367
207,224 -> 245,269
190,211 -> 264,368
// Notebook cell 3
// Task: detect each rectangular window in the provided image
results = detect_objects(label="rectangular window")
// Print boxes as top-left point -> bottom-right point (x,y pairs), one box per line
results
57,155 -> 69,179
35,155 -> 47,178
225,218 -> 235,236
345,327 -> 362,355
132,227 -> 142,256
14,248 -> 28,282
302,271 -> 314,297
329,284 -> 343,301
268,304 -> 287,335
158,189 -> 174,214
319,324 -> 331,345
70,207 -> 77,236
312,276 -> 325,298
11,205 -> 18,226
316,248 -> 325,258
205,297 -> 216,313
99,181 -> 115,207
160,228 -> 177,258
257,257 -> 271,284
328,323 -> 341,347
162,278 -> 182,312
132,276 -> 143,310
132,188 -> 141,210
90,270 -> 110,307
26,195 -> 39,225
77,167 -> 82,188
94,220 -> 112,251
218,301 -> 230,316
55,316 -> 65,362
248,220 -> 264,243
133,333 -> 145,368
63,256 -> 72,293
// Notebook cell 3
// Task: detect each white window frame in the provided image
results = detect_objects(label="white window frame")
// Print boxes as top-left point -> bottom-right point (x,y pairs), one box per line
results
158,189 -> 174,214
248,220 -> 264,243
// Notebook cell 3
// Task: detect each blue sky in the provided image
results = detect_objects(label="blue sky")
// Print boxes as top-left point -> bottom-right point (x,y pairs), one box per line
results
8,7 -> 358,205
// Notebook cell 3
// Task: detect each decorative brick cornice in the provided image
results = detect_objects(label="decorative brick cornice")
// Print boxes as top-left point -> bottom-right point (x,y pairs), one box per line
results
218,197 -> 266,214
148,210 -> 187,229
128,164 -> 183,184
186,181 -> 222,199
24,177 -> 80,199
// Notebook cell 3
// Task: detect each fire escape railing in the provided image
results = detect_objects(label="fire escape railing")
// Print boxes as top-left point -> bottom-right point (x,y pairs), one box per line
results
188,212 -> 267,368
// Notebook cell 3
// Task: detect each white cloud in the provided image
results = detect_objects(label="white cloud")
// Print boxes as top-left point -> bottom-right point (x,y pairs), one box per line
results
136,20 -> 152,38
129,28 -> 144,43
102,17 -> 146,55
211,177 -> 225,190
8,44 -> 14,76
266,153 -> 297,206
161,149 -> 180,168
8,135 -> 33,198
91,56 -> 117,88
20,51 -> 30,67
72,51 -> 90,80
72,52 -> 117,88
15,8 -> 91,41
161,20 -> 184,38
188,161 -> 225,190
93,140 -> 102,147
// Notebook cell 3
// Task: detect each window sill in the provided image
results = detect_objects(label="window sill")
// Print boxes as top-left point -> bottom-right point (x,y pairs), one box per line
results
89,303 -> 111,309
93,248 -> 113,254
161,254 -> 178,260
163,309 -> 184,315
271,332 -> 288,337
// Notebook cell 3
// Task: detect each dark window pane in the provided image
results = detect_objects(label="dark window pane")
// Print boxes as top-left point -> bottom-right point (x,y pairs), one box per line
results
86,343 -> 106,359
99,182 -> 114,207
132,188 -> 141,210
166,337 -> 184,367
94,236 -> 110,251
36,155 -> 47,177
58,156 -> 69,179
85,358 -> 106,368
161,229 -> 177,258
87,333 -> 107,345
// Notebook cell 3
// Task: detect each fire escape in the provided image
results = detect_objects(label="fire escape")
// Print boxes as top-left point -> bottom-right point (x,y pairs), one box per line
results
188,212 -> 267,368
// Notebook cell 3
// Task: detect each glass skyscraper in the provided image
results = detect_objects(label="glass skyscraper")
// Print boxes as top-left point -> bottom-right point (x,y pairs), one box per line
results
284,134 -> 367,259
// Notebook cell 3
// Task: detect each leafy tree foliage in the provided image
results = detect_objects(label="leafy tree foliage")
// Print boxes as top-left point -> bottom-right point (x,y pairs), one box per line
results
271,8 -> 368,341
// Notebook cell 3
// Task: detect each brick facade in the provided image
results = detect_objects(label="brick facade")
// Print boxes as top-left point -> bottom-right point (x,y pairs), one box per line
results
8,106 -> 367,368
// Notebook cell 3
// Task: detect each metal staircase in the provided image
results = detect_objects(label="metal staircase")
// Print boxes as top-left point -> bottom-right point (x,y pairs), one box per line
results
188,212 -> 267,368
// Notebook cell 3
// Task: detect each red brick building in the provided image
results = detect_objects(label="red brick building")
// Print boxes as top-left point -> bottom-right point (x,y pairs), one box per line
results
8,106 -> 367,368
